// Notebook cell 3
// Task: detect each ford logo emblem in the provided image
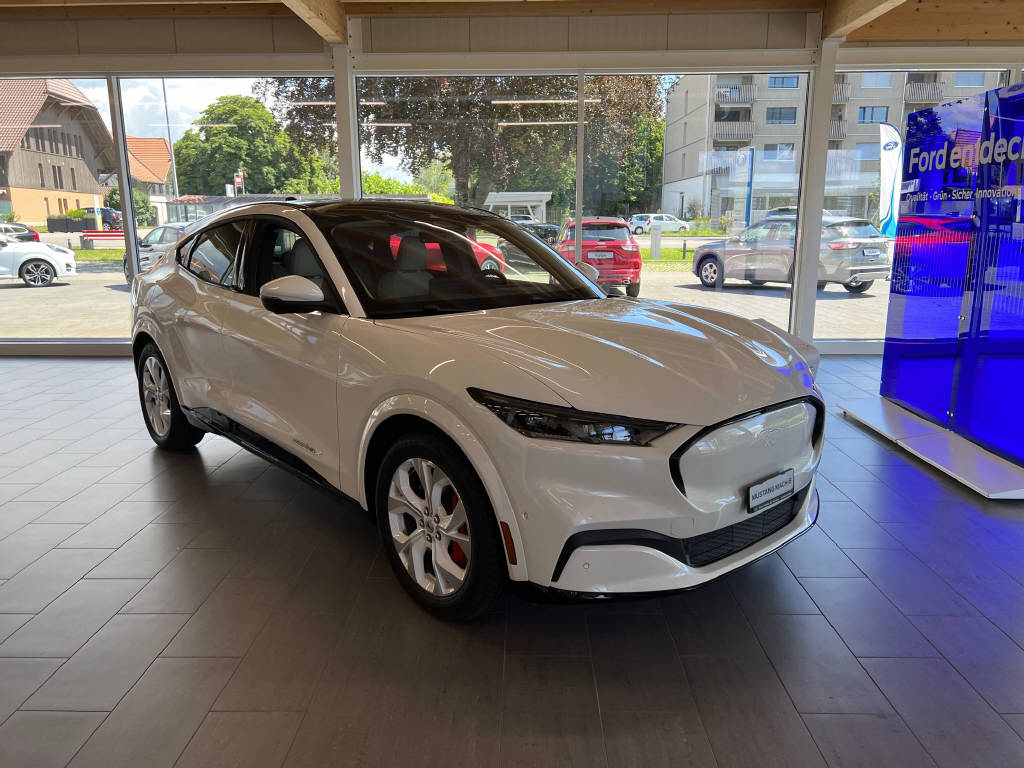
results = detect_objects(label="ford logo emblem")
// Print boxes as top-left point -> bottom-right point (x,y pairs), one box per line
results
883,141 -> 898,151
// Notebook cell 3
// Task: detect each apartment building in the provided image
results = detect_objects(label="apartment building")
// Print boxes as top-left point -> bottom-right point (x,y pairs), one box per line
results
661,70 -> 1005,228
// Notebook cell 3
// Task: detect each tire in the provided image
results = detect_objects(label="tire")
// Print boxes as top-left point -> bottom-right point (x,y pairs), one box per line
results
480,257 -> 501,273
817,281 -> 828,291
103,221 -> 114,231
375,432 -> 505,620
20,259 -> 55,287
626,281 -> 641,297
633,226 -> 644,235
697,256 -> 723,289
843,280 -> 873,294
136,343 -> 205,451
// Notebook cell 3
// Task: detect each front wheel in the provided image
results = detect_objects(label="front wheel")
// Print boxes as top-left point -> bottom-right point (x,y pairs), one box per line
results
697,256 -> 723,288
20,259 -> 55,287
633,226 -> 644,235
843,280 -> 873,294
626,281 -> 641,297
136,343 -> 204,450
376,433 -> 505,620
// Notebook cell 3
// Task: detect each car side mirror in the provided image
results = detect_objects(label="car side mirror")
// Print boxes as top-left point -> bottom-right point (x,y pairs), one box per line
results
260,275 -> 329,314
576,262 -> 600,283
728,235 -> 740,243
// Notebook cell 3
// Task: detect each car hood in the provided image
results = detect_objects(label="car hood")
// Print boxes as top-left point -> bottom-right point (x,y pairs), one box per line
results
381,298 -> 817,426
695,238 -> 728,252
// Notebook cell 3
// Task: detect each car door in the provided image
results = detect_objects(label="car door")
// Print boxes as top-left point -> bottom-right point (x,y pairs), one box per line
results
0,237 -> 14,277
722,222 -> 770,278
159,221 -> 243,413
764,220 -> 797,281
138,227 -> 163,270
217,217 -> 346,486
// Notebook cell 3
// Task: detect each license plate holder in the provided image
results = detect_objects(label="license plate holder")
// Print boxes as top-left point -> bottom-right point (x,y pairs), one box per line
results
863,248 -> 880,257
748,469 -> 795,514
588,251 -> 614,259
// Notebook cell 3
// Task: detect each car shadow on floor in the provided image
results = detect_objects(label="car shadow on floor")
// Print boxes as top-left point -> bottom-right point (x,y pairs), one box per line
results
0,280 -> 71,289
104,283 -> 130,293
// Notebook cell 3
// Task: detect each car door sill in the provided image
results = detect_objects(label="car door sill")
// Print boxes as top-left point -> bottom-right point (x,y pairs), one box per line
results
183,406 -> 360,508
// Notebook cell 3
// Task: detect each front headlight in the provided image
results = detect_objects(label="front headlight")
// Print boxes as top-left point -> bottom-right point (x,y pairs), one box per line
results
468,388 -> 679,446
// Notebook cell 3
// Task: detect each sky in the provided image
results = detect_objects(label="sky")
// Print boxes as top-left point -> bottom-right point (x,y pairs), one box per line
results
71,76 -> 411,183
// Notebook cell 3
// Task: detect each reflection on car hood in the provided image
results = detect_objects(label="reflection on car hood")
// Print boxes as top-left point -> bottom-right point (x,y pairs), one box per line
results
694,239 -> 727,252
383,298 -> 817,425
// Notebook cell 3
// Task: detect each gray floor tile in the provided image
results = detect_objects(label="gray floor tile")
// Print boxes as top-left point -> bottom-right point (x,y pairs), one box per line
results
0,523 -> 82,578
911,615 -> 1024,713
87,523 -> 202,579
0,614 -> 29,644
752,613 -> 891,714
945,574 -> 1024,646
505,599 -> 589,656
185,501 -> 280,550
779,527 -> 862,577
0,548 -> 111,613
34,484 -> 140,525
816,501 -> 903,549
213,611 -> 345,712
0,657 -> 63,721
16,467 -> 114,503
175,711 -> 302,768
225,521 -> 320,583
662,580 -> 765,657
502,655 -> 599,714
683,653 -> 826,768
500,709 -> 606,768
863,658 -> 1024,768
68,657 -> 238,768
0,485 -> 34,505
162,578 -> 286,658
818,452 -> 880,483
844,548 -> 977,616
833,481 -> 929,524
728,553 -> 820,615
25,613 -> 189,712
883,522 -> 1007,580
0,578 -> 145,657
59,501 -> 169,549
0,500 -> 56,540
800,577 -> 937,658
602,710 -> 717,768
588,612 -> 693,712
803,713 -> 937,768
0,711 -> 106,768
121,548 -> 237,614
1005,714 -> 1024,741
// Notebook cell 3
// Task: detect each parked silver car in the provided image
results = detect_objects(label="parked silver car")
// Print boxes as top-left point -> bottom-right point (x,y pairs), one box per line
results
123,222 -> 199,283
692,215 -> 891,294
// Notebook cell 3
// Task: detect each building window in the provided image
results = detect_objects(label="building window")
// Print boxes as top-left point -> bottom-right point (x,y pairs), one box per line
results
861,72 -> 893,88
33,129 -> 42,151
766,107 -> 797,125
44,198 -> 50,216
70,168 -> 77,190
38,163 -> 45,187
858,106 -> 888,124
855,142 -> 880,160
48,129 -> 57,153
764,142 -> 795,160
955,71 -> 986,88
52,166 -> 60,189
768,75 -> 799,89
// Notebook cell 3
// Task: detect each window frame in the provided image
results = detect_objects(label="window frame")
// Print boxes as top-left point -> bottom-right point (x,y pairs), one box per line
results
765,106 -> 797,125
182,219 -> 247,289
768,74 -> 799,89
860,72 -> 893,88
857,105 -> 889,124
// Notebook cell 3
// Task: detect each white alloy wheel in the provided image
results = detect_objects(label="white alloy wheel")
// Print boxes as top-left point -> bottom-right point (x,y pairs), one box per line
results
387,457 -> 472,597
699,258 -> 720,288
21,260 -> 55,287
141,355 -> 172,438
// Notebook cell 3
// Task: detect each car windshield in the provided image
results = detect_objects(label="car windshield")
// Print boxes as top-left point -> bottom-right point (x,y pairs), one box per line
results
826,220 -> 882,238
308,205 -> 602,318
565,224 -> 631,241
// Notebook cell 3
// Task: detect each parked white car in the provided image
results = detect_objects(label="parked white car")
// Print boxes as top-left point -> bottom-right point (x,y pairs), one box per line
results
131,201 -> 822,619
628,213 -> 691,234
0,234 -> 76,286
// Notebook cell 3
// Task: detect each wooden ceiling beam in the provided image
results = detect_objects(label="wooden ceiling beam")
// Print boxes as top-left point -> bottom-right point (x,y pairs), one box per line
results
848,0 -> 1024,41
1,2 -> 291,17
822,0 -> 906,38
343,0 -> 824,15
281,0 -> 346,40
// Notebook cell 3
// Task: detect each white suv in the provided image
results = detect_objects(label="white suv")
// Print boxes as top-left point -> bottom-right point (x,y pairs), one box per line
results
628,213 -> 691,235
131,201 -> 822,619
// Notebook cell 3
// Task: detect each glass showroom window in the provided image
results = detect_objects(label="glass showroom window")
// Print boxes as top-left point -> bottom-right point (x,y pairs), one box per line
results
0,77 -> 114,339
118,75 -> 337,303
585,72 -> 808,329
356,74 -> 578,243
814,69 -> 1008,341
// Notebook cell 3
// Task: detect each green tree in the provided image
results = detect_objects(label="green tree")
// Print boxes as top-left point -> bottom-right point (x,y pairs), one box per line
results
104,186 -> 156,226
360,171 -> 453,204
173,95 -> 332,196
414,159 -> 456,200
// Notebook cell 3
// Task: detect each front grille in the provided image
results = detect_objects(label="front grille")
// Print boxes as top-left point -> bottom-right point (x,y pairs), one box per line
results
681,487 -> 805,568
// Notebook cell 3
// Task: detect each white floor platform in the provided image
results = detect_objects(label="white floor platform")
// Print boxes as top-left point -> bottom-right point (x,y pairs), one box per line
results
840,395 -> 1024,500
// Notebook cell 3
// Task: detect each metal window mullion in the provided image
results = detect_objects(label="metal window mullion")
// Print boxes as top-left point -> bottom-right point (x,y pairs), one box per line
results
107,76 -> 139,280
334,44 -> 362,199
575,71 -> 584,265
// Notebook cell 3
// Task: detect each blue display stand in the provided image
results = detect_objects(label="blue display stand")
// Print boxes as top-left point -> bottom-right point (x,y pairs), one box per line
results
880,81 -> 1024,469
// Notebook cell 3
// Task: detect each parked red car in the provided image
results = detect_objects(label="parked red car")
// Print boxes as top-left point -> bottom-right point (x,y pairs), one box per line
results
556,218 -> 642,296
388,234 -> 505,273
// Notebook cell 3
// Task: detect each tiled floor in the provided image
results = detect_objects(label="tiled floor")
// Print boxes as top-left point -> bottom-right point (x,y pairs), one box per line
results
0,355 -> 1023,767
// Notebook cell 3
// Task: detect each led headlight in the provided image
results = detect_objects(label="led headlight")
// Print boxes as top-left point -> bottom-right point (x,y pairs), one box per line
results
468,388 -> 679,446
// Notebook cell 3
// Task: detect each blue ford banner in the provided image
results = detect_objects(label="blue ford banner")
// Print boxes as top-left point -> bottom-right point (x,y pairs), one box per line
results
878,122 -> 902,238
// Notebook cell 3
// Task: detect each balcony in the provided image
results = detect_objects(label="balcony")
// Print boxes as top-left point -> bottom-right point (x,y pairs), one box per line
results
905,82 -> 943,103
829,118 -> 848,139
713,121 -> 755,141
715,84 -> 756,104
833,82 -> 851,103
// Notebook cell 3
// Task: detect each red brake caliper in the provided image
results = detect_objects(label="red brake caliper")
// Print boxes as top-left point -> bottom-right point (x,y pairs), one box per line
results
448,491 -> 468,568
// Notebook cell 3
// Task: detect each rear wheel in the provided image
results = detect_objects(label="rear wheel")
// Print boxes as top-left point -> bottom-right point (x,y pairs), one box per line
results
843,280 -> 873,294
480,257 -> 501,273
376,432 -> 504,620
20,259 -> 54,287
136,343 -> 204,450
698,256 -> 723,289
626,281 -> 641,297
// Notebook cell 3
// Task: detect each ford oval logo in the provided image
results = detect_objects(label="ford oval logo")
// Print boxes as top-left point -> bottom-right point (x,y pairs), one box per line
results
883,141 -> 899,151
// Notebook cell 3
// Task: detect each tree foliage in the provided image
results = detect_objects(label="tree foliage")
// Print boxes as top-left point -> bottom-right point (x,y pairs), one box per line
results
104,186 -> 156,226
361,171 -> 454,204
173,95 -> 335,196
254,75 -> 666,218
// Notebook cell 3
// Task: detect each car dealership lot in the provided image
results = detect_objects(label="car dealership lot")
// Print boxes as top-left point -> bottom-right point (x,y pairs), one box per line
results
0,264 -> 890,340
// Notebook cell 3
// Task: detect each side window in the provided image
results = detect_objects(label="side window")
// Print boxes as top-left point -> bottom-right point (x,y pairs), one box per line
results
249,222 -> 329,295
141,228 -> 163,246
771,222 -> 796,241
186,222 -> 244,285
160,228 -> 180,244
